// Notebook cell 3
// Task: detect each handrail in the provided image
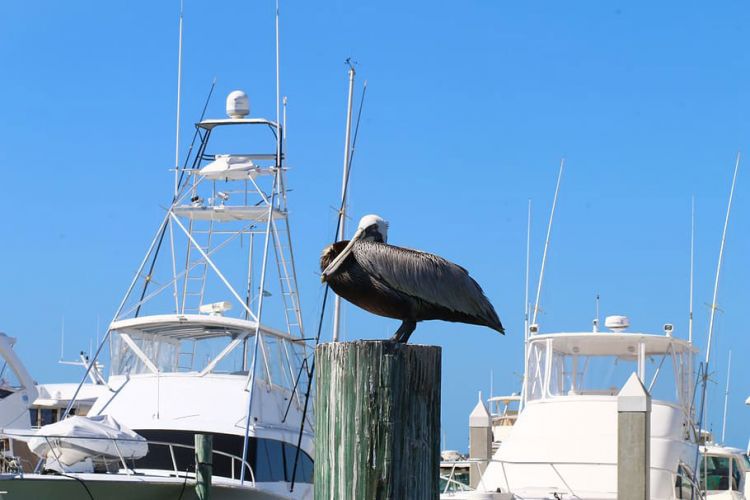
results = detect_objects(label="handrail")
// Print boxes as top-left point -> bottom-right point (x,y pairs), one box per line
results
0,430 -> 257,486
441,456 -> 690,496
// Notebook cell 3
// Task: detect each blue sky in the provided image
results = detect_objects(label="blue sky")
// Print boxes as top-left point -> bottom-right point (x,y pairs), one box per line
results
1,1 -> 750,451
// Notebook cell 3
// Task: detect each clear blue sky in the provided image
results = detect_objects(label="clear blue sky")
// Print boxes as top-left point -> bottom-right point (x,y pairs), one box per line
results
2,1 -> 750,451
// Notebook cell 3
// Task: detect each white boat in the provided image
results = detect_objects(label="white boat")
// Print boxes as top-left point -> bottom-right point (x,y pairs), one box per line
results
444,316 -> 700,499
0,85 -> 312,499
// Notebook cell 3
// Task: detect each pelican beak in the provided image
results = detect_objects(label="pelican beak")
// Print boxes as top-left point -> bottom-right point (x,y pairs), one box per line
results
321,227 -> 365,281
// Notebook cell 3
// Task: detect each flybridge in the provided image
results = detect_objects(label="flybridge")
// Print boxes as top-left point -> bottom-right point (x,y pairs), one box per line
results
108,90 -> 306,383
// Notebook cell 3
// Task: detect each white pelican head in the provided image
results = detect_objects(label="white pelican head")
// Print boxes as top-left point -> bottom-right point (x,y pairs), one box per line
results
321,214 -> 389,280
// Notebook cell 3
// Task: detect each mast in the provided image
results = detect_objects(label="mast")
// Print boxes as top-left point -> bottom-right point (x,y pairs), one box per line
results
332,63 -> 356,342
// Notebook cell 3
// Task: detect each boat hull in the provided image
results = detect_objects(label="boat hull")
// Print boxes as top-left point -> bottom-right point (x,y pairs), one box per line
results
0,474 -> 293,500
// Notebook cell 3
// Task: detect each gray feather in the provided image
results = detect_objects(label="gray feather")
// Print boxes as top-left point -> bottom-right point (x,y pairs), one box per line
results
352,241 -> 501,328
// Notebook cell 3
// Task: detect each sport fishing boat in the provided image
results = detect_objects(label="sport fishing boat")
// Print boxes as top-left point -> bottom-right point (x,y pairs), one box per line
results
443,315 -> 701,499
0,88 -> 313,499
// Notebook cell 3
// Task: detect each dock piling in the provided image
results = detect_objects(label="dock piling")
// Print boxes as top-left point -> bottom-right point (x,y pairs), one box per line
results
617,372 -> 651,500
314,340 -> 441,499
195,433 -> 213,500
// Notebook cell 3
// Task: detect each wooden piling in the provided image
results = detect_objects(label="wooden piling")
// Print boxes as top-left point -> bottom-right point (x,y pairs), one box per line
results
195,433 -> 213,500
617,372 -> 651,500
314,340 -> 441,500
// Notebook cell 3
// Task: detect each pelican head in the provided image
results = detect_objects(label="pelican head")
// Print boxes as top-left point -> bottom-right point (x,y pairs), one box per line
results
357,214 -> 388,244
321,214 -> 389,281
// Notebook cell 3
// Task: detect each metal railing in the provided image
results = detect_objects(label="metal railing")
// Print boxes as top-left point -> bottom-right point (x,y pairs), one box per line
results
1,430 -> 256,486
438,457 -> 703,499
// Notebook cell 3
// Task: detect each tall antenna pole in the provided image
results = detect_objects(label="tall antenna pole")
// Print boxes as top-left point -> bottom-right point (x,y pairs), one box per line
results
705,153 -> 739,368
173,0 -> 184,198
689,195 -> 695,344
520,200 -> 531,409
721,350 -> 732,443
332,63 -> 356,342
523,200 -> 531,341
275,0 -> 281,165
693,152 -> 741,474
532,158 -> 565,326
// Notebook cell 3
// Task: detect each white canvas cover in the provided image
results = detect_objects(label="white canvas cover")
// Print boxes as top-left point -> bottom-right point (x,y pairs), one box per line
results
200,154 -> 267,180
28,415 -> 148,466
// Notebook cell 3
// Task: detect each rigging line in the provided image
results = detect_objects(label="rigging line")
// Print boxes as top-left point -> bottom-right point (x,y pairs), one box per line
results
345,80 -> 368,176
176,78 -> 217,194
290,285 -> 330,492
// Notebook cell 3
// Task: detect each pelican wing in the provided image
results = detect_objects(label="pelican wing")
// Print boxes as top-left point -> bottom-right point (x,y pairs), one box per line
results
353,241 -> 503,330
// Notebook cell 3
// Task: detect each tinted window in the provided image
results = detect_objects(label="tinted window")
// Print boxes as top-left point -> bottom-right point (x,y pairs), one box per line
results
133,429 -> 312,483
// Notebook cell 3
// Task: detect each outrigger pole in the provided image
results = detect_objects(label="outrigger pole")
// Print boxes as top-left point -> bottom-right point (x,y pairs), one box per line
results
692,152 -> 741,484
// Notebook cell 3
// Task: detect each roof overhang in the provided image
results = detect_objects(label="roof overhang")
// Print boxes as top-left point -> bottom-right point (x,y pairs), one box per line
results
528,332 -> 696,356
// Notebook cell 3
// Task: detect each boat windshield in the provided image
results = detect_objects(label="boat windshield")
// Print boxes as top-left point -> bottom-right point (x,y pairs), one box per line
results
525,333 -> 692,405
109,323 -> 305,393
700,454 -> 743,491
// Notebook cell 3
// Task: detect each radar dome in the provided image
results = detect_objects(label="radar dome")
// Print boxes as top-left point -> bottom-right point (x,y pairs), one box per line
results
226,90 -> 250,119
604,315 -> 630,332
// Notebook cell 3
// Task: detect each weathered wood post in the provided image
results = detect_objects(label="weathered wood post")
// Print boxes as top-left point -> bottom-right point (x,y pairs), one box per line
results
469,393 -> 492,488
315,340 -> 441,499
617,372 -> 651,500
195,433 -> 213,500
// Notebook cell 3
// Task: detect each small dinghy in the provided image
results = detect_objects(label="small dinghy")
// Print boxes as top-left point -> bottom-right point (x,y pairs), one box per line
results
28,415 -> 148,467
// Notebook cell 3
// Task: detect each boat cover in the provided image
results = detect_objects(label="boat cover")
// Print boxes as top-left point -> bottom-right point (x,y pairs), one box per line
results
200,155 -> 268,180
28,415 -> 148,465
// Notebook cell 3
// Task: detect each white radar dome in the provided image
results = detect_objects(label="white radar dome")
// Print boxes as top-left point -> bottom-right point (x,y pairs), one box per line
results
226,90 -> 250,119
604,315 -> 630,332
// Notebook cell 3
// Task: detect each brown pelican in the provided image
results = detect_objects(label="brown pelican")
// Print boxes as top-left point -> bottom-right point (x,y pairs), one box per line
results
320,214 -> 505,343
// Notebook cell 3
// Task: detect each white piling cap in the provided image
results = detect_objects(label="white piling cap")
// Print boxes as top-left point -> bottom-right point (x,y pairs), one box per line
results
469,393 -> 491,427
617,372 -> 651,412
226,90 -> 250,119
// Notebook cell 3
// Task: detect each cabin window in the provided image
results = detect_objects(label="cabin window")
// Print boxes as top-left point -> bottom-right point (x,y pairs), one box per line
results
700,455 -> 731,491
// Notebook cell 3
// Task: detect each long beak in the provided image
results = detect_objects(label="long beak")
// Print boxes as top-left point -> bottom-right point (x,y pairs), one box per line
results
321,227 -> 365,281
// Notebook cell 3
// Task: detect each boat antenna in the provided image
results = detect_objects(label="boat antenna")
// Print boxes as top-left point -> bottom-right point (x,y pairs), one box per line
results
332,59 -> 357,342
689,195 -> 695,343
721,350 -> 732,443
290,65 -> 368,489
693,152 -> 741,473
59,317 -> 65,361
594,293 -> 600,332
520,199 -> 531,410
532,158 -> 565,327
275,0 -> 281,177
523,199 -> 531,340
174,0 -> 184,198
